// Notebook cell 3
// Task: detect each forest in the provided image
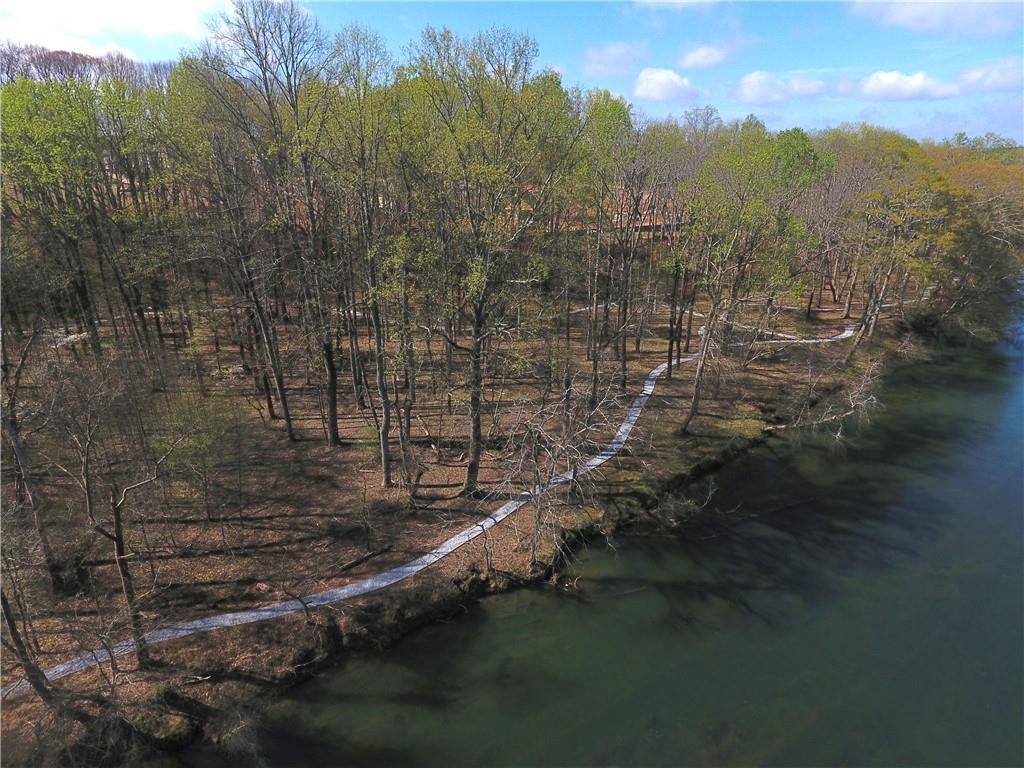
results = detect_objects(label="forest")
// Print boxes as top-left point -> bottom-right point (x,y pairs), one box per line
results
1,0 -> 1022,763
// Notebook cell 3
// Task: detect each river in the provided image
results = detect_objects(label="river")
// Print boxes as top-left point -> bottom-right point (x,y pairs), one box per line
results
194,321 -> 1023,767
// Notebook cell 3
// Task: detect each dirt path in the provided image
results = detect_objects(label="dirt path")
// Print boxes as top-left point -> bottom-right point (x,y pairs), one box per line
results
1,323 -> 858,701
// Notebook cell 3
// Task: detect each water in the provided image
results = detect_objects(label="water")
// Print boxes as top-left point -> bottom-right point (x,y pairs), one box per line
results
204,324 -> 1023,767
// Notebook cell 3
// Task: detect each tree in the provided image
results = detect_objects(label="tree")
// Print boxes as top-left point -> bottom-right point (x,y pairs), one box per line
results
410,27 -> 582,494
679,120 -> 823,432
327,24 -> 399,482
41,355 -> 182,669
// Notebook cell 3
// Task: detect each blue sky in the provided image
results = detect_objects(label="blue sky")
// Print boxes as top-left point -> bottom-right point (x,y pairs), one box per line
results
2,1 -> 1021,141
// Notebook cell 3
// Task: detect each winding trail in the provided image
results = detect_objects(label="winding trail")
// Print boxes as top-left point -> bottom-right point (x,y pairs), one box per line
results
2,323 -> 857,701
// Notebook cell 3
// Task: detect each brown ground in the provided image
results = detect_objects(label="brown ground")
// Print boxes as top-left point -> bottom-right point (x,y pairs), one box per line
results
0,293 -> 897,762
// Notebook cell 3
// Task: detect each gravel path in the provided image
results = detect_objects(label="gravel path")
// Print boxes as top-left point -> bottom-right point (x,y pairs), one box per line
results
2,323 -> 857,700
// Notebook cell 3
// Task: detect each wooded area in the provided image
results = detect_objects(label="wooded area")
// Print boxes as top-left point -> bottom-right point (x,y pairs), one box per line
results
2,0 -> 1022,762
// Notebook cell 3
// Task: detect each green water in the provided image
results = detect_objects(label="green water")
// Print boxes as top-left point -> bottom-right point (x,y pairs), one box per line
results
209,326 -> 1024,767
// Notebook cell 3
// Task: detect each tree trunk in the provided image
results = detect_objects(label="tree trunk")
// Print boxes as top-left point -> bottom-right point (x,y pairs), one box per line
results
666,261 -> 681,377
111,502 -> 150,668
400,259 -> 416,420
684,302 -> 695,353
868,255 -> 897,338
323,342 -> 341,446
680,309 -> 716,434
843,265 -> 859,319
368,299 -> 393,487
1,589 -> 91,721
240,258 -> 294,440
1,413 -> 60,588
463,302 -> 486,495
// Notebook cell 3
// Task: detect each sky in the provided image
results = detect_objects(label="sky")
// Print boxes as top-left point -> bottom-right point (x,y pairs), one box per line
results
1,0 -> 1021,142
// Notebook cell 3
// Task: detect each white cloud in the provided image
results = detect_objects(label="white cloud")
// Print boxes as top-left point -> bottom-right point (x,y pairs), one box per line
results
737,71 -> 825,104
959,57 -> 1023,92
581,42 -> 647,77
860,70 -> 960,99
633,67 -> 699,101
789,76 -> 826,97
678,44 -> 728,69
851,1 -> 1022,38
857,59 -> 1022,100
0,0 -> 229,57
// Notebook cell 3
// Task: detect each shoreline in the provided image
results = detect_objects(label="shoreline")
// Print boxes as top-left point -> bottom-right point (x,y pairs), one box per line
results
1,324 -> 858,703
185,325 -> 900,763
0,317 -> 907,765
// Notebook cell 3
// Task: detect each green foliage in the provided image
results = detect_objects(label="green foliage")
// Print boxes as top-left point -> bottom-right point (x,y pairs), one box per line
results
158,393 -> 237,474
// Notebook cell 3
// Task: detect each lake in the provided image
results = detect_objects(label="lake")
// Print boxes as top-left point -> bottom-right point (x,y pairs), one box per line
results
197,321 -> 1023,767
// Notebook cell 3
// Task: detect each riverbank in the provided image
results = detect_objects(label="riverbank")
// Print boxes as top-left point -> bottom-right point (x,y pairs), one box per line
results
233,312 -> 1021,768
0,309 -> 913,766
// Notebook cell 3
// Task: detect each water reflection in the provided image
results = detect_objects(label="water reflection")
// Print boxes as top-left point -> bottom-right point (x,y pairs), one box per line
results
192,331 -> 1023,768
